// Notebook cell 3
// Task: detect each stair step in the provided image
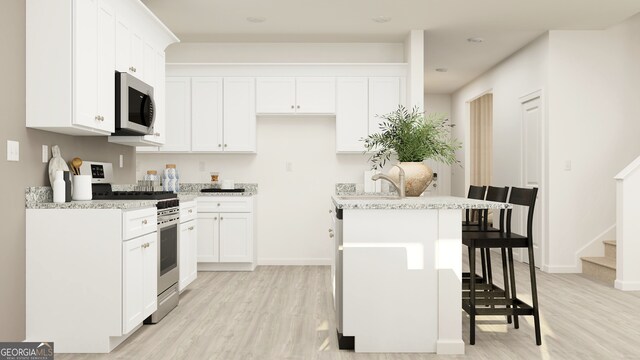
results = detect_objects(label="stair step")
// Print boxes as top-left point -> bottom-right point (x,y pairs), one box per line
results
581,256 -> 616,284
603,240 -> 616,259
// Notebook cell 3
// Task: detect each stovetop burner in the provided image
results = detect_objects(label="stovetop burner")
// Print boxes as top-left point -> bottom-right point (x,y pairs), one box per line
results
92,184 -> 178,201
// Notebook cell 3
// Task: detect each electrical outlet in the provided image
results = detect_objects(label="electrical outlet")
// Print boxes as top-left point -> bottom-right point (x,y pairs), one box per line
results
42,145 -> 49,163
119,154 -> 124,168
7,140 -> 19,162
286,161 -> 293,172
564,160 -> 572,171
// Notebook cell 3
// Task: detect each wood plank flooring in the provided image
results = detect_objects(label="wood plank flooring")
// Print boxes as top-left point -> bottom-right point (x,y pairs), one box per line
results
58,258 -> 640,360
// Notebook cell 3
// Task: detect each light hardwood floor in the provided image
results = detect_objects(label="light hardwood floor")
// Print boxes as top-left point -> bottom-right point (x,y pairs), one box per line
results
58,258 -> 640,360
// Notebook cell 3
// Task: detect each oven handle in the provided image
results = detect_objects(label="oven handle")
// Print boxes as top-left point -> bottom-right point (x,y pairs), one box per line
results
157,217 -> 179,229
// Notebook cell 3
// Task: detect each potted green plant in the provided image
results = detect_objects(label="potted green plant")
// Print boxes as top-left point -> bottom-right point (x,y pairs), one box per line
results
363,106 -> 460,196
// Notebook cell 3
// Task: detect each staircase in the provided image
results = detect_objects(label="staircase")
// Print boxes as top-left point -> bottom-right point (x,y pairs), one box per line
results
581,240 -> 617,285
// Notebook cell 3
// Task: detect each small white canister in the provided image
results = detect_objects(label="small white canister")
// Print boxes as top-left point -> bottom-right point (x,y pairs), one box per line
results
221,179 -> 235,190
72,175 -> 92,201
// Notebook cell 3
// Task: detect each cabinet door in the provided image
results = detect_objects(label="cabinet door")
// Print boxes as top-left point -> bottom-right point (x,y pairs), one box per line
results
143,42 -> 155,86
336,77 -> 368,152
142,233 -> 158,319
219,213 -> 252,263
191,77 -> 223,152
122,236 -> 143,334
130,30 -> 143,76
224,78 -> 256,152
161,77 -> 191,152
179,221 -> 198,291
368,77 -> 401,135
95,0 -> 115,133
73,0 -> 99,130
197,213 -> 220,263
115,15 -> 131,73
296,77 -> 336,114
256,77 -> 296,114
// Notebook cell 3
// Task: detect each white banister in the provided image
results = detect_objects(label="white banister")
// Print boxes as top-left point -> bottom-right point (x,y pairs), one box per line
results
614,155 -> 640,291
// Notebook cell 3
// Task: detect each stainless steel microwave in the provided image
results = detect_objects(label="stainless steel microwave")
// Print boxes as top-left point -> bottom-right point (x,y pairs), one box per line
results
113,72 -> 155,136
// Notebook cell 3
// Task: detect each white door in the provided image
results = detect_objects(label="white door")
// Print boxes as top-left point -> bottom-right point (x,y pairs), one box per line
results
96,0 -> 115,133
256,77 -> 296,114
187,221 -> 198,285
161,77 -> 191,152
122,236 -> 143,334
336,77 -> 369,152
141,233 -> 158,318
224,78 -> 256,152
368,77 -> 402,135
191,77 -> 223,152
142,42 -> 155,85
197,213 -> 220,263
130,30 -> 143,77
521,94 -> 543,268
73,0 -> 99,130
219,213 -> 252,263
295,77 -> 336,114
114,15 -> 131,73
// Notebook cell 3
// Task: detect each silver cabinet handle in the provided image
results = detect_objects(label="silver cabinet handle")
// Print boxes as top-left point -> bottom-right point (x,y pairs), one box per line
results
188,209 -> 193,213
95,115 -> 100,121
220,217 -> 224,220
224,144 -> 228,147
290,105 -> 294,109
218,144 -> 222,147
329,209 -> 333,213
217,203 -> 220,206
329,229 -> 333,233
142,219 -> 148,225
214,217 -> 218,220
154,132 -> 160,137
188,226 -> 194,231
129,66 -> 134,72
329,233 -> 334,238
297,105 -> 300,109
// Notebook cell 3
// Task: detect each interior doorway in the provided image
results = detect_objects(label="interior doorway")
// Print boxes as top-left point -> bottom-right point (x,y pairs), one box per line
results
469,93 -> 494,187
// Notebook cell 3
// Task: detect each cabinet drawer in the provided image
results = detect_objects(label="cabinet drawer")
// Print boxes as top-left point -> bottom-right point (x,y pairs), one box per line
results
180,201 -> 197,222
197,197 -> 252,213
123,207 -> 157,240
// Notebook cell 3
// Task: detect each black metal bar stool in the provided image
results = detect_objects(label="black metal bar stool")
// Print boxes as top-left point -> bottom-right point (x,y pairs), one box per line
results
462,187 -> 541,346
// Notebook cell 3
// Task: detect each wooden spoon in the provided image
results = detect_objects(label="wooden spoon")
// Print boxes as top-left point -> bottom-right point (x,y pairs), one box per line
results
71,158 -> 82,175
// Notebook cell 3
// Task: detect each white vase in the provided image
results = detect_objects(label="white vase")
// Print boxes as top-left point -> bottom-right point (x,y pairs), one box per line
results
387,162 -> 433,197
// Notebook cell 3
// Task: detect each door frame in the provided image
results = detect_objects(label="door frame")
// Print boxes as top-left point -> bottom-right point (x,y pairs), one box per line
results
464,88 -> 494,193
519,89 -> 547,270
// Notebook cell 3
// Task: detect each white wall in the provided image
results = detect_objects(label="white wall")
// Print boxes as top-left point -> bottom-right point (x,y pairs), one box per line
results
450,34 -> 549,265
166,42 -> 405,63
546,13 -> 640,272
424,93 -> 453,196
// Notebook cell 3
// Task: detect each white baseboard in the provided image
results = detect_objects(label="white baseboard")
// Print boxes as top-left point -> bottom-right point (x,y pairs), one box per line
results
542,264 -> 580,273
615,280 -> 640,291
436,340 -> 465,355
257,258 -> 331,266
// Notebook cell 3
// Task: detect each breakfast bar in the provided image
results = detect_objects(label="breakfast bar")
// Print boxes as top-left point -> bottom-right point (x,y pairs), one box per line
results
331,195 -> 511,354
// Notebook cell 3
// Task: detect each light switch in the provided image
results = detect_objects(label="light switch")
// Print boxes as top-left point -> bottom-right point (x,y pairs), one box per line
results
42,145 -> 49,163
119,154 -> 124,168
7,140 -> 19,162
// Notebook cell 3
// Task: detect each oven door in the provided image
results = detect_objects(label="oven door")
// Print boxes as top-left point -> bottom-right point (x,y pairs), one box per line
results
158,220 -> 179,294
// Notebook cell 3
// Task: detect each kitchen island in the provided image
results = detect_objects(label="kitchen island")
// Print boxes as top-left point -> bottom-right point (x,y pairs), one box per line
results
330,195 -> 510,354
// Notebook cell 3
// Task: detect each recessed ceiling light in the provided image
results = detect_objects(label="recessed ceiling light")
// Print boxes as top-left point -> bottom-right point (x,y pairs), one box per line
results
435,68 -> 448,73
467,37 -> 484,43
372,16 -> 392,23
246,16 -> 266,23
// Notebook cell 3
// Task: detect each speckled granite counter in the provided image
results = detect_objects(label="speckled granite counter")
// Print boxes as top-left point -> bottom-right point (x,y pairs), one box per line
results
27,199 -> 158,210
179,183 -> 257,196
332,195 -> 511,210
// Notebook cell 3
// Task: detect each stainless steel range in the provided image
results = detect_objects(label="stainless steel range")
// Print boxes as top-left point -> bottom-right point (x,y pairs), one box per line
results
82,161 -> 180,324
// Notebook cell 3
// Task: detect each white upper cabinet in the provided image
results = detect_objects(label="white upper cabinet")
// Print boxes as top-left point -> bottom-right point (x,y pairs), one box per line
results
368,77 -> 403,135
161,77 -> 191,152
256,77 -> 336,114
26,0 -> 178,137
336,77 -> 369,153
224,78 -> 257,152
256,77 -> 296,114
296,77 -> 336,114
191,77 -> 224,152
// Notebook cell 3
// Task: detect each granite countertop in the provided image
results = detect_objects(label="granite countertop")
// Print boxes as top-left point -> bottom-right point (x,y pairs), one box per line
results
332,195 -> 512,210
26,199 -> 158,210
179,183 -> 258,197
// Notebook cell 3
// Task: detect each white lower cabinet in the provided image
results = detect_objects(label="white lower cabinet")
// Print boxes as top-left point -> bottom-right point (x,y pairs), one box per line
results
197,197 -> 256,270
122,231 -> 157,334
179,219 -> 198,291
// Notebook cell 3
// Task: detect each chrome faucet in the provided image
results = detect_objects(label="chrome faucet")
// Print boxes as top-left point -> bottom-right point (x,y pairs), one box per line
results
371,165 -> 406,198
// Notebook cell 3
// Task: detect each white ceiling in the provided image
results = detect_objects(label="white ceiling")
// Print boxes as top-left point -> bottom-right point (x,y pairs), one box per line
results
142,0 -> 640,94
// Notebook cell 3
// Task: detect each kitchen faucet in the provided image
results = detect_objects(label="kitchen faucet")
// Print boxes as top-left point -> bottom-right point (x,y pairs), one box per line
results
371,165 -> 406,198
